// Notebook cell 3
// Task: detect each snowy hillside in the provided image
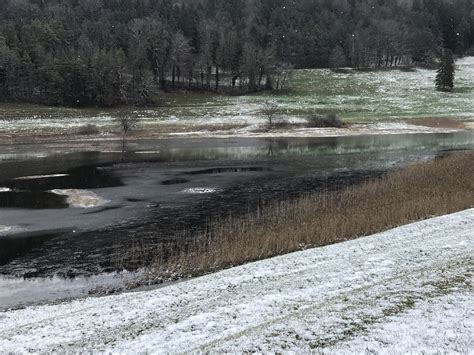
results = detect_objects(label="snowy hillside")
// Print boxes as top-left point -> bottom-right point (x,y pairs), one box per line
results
0,210 -> 473,353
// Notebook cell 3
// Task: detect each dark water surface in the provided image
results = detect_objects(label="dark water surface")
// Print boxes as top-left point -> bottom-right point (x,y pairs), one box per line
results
0,133 -> 473,279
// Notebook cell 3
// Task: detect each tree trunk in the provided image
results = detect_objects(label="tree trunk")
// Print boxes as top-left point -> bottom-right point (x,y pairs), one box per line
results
232,73 -> 240,88
159,68 -> 166,90
172,64 -> 176,86
258,66 -> 264,88
188,68 -> 193,88
206,63 -> 211,90
248,72 -> 256,92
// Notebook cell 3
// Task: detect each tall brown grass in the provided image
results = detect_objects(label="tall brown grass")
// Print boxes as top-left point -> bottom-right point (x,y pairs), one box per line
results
151,152 -> 474,278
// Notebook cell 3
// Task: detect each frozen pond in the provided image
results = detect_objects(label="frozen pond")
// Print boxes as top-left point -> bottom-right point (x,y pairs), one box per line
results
0,133 -> 473,309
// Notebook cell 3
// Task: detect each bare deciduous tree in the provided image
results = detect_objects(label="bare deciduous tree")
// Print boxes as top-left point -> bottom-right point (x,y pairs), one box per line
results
261,100 -> 278,130
117,116 -> 139,157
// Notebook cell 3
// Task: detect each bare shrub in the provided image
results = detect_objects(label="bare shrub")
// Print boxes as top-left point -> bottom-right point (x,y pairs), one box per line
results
261,101 -> 278,130
117,116 -> 139,154
117,116 -> 139,136
76,124 -> 99,135
272,119 -> 292,129
306,113 -> 345,128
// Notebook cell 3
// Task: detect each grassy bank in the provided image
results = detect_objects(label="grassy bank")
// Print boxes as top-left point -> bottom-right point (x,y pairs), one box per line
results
149,152 -> 474,278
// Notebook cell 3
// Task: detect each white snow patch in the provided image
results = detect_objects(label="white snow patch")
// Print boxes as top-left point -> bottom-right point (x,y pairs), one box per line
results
0,225 -> 12,233
50,189 -> 107,208
180,187 -> 223,194
456,56 -> 474,65
0,210 -> 472,353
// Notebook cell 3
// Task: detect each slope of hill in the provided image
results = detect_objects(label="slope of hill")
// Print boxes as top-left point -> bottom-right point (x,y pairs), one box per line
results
0,209 -> 472,353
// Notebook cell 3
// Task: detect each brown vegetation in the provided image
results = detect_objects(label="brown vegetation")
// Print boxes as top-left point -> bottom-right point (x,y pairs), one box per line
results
305,113 -> 346,128
76,124 -> 100,135
149,152 -> 474,278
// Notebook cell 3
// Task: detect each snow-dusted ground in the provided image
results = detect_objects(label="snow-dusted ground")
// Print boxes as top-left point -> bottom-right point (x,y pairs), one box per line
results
0,210 -> 472,353
167,121 -> 468,139
1,57 -> 473,139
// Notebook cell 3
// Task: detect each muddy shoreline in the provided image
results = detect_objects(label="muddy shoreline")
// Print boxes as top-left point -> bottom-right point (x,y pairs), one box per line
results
0,119 -> 472,146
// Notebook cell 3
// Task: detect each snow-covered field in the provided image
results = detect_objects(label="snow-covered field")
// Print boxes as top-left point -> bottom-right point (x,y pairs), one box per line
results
0,210 -> 472,353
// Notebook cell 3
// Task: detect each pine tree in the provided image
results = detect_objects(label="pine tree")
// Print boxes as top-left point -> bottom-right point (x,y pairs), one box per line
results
435,49 -> 455,92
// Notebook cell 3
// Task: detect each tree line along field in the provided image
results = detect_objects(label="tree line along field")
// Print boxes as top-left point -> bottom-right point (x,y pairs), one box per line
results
0,57 -> 473,136
0,0 -> 473,107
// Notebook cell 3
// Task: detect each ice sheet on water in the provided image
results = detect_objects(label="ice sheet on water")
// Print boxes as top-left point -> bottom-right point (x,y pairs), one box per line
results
14,174 -> 69,180
50,189 -> 108,208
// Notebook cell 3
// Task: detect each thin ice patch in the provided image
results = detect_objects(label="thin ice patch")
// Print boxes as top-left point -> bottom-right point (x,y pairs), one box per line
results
14,174 -> 70,180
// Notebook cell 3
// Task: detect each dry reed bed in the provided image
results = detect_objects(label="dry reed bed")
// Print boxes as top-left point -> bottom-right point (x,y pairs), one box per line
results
152,152 -> 474,277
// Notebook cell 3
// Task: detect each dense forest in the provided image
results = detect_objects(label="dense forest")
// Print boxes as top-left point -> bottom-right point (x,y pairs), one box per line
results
0,0 -> 473,106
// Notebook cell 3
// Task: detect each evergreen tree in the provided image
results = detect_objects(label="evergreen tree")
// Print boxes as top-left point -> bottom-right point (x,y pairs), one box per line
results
435,49 -> 455,92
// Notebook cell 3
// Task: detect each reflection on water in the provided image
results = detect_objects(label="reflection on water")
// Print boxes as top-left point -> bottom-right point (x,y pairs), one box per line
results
3,166 -> 122,191
0,166 -> 122,209
0,134 -> 473,177
2,134 -> 471,211
0,190 -> 68,209
153,133 -> 474,161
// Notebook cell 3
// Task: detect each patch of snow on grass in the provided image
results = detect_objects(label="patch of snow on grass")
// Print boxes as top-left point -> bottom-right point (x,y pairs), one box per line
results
325,291 -> 473,354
